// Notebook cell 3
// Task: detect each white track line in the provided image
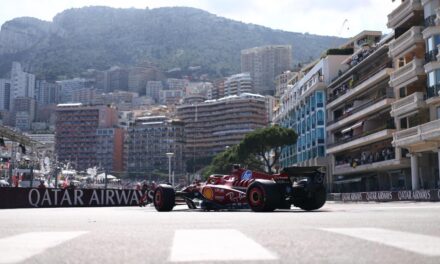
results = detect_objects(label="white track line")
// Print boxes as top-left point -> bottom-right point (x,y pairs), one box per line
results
169,229 -> 277,262
0,231 -> 88,263
322,228 -> 440,257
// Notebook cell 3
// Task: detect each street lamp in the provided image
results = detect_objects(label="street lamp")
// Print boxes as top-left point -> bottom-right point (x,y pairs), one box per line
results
166,152 -> 174,187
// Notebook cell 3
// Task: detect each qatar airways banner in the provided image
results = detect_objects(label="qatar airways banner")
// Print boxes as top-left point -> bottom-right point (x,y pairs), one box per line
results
340,189 -> 440,202
0,188 -> 154,208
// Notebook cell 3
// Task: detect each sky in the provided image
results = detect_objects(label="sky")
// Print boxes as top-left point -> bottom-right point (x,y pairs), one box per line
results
0,0 -> 401,38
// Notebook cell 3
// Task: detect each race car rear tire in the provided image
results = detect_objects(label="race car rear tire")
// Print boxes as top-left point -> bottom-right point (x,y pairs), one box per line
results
246,180 -> 281,212
297,185 -> 326,211
153,185 -> 175,212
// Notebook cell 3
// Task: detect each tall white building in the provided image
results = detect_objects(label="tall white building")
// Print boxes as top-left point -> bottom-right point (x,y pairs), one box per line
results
10,62 -> 35,110
224,73 -> 253,96
241,45 -> 292,96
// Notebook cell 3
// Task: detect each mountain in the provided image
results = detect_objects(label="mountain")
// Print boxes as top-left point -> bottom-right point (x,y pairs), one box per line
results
0,6 -> 346,80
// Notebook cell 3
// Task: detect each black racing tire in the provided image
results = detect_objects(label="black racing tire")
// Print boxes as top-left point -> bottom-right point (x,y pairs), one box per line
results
153,184 -> 175,212
297,185 -> 326,211
246,180 -> 281,212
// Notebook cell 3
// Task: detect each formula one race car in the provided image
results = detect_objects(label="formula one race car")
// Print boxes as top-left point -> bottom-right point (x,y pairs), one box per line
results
153,165 -> 326,212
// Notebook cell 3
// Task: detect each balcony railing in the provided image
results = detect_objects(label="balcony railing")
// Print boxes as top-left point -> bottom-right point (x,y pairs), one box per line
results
393,119 -> 440,146
425,14 -> 436,27
328,123 -> 395,148
427,84 -> 440,98
391,91 -> 426,116
389,26 -> 424,58
389,59 -> 424,89
387,0 -> 422,29
425,48 -> 439,63
328,62 -> 392,103
335,147 -> 395,168
328,94 -> 393,126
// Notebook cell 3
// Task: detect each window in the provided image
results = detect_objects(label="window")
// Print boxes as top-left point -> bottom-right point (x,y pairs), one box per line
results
437,107 -> 440,120
318,146 -> 325,157
400,117 -> 408,129
317,110 -> 324,125
399,87 -> 406,99
316,91 -> 324,107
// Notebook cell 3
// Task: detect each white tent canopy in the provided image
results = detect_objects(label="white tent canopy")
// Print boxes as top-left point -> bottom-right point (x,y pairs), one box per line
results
96,173 -> 117,180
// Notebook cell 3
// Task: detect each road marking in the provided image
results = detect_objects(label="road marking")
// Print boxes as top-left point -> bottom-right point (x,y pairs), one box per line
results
0,231 -> 88,263
169,229 -> 277,262
322,228 -> 440,256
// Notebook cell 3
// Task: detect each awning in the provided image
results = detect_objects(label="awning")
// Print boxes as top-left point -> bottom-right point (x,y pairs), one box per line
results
341,121 -> 364,134
333,177 -> 362,184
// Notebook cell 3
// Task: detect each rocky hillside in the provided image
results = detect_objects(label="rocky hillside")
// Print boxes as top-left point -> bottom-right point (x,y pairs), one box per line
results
0,6 -> 346,80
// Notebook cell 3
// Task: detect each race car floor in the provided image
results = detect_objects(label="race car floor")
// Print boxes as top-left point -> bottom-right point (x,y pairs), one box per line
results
1,202 -> 440,263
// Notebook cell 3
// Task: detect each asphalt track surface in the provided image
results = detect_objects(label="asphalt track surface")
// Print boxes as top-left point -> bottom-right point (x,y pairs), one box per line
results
1,202 -> 440,263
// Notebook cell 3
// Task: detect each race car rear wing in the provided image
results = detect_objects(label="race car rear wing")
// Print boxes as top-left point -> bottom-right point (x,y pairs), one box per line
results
280,166 -> 325,177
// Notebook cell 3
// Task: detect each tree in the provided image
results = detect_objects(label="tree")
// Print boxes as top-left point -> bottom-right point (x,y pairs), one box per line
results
202,145 -> 263,178
237,125 -> 298,174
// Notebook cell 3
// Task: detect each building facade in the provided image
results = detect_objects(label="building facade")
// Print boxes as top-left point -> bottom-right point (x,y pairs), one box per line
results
241,45 -> 292,95
125,116 -> 184,180
10,62 -> 35,110
326,31 -> 411,192
224,73 -> 253,96
55,104 -> 118,171
146,81 -> 163,103
35,80 -> 61,106
274,52 -> 349,188
176,93 -> 267,162
0,79 -> 11,111
96,127 -> 124,174
389,0 -> 440,190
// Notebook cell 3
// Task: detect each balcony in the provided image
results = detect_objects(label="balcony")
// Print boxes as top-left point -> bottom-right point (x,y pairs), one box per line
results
390,92 -> 426,117
327,129 -> 395,154
389,26 -> 424,58
389,59 -> 425,90
393,119 -> 440,148
327,97 -> 395,132
327,67 -> 393,109
387,0 -> 423,29
334,158 -> 411,175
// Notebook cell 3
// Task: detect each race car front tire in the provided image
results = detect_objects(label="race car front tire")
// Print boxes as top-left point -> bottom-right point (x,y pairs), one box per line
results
153,184 -> 175,212
246,180 -> 281,212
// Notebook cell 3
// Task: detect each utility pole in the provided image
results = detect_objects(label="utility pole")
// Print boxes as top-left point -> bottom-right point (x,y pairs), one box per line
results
166,152 -> 174,186
104,169 -> 108,189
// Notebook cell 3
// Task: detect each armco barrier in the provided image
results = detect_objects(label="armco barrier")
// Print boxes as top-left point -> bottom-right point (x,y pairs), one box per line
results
0,188 -> 154,209
329,189 -> 440,202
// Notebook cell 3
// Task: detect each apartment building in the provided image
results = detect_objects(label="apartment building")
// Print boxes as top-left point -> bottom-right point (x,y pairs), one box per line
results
35,80 -> 61,106
55,104 -> 118,171
211,78 -> 226,100
275,71 -> 296,98
146,81 -> 163,102
224,73 -> 253,96
10,62 -> 35,110
389,0 -> 440,190
159,89 -> 184,105
176,93 -> 267,162
274,51 -> 349,189
241,45 -> 292,96
56,78 -> 94,103
0,79 -> 11,111
96,127 -> 124,174
13,97 -> 36,131
326,31 -> 412,192
125,116 -> 184,179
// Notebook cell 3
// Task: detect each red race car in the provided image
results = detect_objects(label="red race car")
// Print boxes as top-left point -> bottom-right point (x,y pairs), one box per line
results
153,165 -> 326,212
